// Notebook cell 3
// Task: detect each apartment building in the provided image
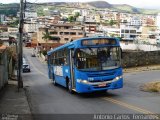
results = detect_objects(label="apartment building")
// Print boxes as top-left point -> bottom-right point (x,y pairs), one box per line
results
102,11 -> 118,21
7,27 -> 18,39
0,25 -> 8,32
0,32 -> 9,46
120,25 -> 141,41
84,16 -> 96,22
156,13 -> 160,28
37,23 -> 84,44
130,16 -> 142,26
8,27 -> 18,33
140,26 -> 157,43
84,22 -> 97,34
24,11 -> 37,19
0,14 -> 5,23
81,9 -> 90,16
17,10 -> 37,19
0,32 -> 9,41
24,21 -> 38,33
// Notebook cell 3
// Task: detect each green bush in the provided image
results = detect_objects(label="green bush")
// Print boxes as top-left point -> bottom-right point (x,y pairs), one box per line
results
42,50 -> 47,56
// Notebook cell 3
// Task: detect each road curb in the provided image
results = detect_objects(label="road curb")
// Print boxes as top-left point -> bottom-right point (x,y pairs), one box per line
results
123,65 -> 160,73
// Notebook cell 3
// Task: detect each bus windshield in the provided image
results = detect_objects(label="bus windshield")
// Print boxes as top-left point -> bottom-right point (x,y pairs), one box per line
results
75,47 -> 121,71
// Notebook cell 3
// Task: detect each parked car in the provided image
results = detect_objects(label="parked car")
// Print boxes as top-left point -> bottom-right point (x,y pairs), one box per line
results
22,64 -> 30,72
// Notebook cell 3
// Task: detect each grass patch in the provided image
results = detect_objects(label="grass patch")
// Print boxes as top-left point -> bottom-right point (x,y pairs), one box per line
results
140,81 -> 160,93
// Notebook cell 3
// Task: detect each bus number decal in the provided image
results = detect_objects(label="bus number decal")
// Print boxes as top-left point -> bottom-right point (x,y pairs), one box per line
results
54,66 -> 63,76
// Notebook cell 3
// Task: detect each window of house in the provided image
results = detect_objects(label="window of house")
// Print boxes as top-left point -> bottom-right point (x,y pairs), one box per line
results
60,32 -> 63,35
130,35 -> 136,38
121,30 -> 124,33
125,30 -> 129,33
50,36 -> 60,41
64,27 -> 69,29
130,30 -> 136,33
121,34 -> 124,38
50,32 -> 58,35
78,32 -> 83,35
64,32 -> 69,35
64,38 -> 69,41
70,32 -> 76,35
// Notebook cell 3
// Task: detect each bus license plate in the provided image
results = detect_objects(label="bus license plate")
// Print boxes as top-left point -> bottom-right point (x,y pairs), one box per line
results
98,83 -> 106,87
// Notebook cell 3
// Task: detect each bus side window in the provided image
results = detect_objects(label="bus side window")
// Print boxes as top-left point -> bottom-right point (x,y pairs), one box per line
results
59,58 -> 63,65
64,58 -> 67,65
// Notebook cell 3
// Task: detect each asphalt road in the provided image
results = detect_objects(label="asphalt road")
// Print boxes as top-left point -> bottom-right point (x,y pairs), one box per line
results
23,48 -> 160,120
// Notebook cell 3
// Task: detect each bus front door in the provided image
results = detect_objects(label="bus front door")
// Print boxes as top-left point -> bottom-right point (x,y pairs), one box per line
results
69,49 -> 76,90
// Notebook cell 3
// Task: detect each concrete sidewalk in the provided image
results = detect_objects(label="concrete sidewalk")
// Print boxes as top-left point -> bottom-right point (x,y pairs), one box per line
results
0,80 -> 32,120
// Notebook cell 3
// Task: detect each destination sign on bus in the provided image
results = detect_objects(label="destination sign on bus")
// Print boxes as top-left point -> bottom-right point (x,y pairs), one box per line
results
82,39 -> 116,46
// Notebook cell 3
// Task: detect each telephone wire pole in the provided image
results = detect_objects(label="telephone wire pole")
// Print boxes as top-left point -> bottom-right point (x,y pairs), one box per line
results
18,0 -> 24,90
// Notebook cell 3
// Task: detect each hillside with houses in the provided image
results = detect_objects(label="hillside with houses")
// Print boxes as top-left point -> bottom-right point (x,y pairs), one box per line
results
0,1 -> 160,51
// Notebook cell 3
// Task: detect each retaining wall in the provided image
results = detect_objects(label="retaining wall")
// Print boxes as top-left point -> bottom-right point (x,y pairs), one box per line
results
122,51 -> 160,68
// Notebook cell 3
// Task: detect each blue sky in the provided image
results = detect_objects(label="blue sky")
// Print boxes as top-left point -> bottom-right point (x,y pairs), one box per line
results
0,0 -> 160,9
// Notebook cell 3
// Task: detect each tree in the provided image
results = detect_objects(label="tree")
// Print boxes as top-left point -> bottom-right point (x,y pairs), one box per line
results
109,20 -> 114,26
42,29 -> 50,43
41,29 -> 51,56
74,12 -> 80,18
9,19 -> 19,27
68,16 -> 76,22
109,20 -> 117,26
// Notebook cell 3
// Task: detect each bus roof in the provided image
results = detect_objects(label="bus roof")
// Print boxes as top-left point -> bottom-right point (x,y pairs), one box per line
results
47,36 -> 120,56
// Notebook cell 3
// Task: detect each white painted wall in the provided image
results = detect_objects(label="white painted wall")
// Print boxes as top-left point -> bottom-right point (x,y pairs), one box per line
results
120,43 -> 160,51
156,13 -> 160,28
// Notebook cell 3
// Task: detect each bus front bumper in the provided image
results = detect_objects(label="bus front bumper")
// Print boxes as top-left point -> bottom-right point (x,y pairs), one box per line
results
76,77 -> 123,93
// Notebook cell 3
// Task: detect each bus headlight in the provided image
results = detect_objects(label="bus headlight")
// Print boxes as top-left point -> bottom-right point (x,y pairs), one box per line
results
113,75 -> 123,82
77,79 -> 88,84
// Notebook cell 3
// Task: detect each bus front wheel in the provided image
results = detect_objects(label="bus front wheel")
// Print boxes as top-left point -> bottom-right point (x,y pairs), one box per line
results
67,79 -> 73,94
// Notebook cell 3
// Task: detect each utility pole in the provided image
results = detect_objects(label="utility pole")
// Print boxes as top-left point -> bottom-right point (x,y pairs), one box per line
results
18,0 -> 24,90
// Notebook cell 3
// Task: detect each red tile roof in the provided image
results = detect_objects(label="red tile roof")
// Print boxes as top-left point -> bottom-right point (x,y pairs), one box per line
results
0,45 -> 7,53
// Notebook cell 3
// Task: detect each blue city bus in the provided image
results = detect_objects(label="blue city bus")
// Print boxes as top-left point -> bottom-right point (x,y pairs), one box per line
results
47,37 -> 123,93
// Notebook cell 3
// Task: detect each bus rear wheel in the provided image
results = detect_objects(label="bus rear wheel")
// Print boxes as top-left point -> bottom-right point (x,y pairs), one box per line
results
101,90 -> 108,93
53,79 -> 57,86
